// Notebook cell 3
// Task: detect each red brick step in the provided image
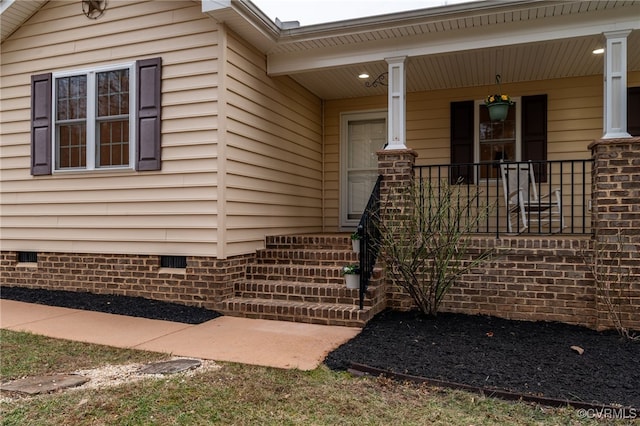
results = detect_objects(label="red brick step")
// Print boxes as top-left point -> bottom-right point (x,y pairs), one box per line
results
217,233 -> 386,327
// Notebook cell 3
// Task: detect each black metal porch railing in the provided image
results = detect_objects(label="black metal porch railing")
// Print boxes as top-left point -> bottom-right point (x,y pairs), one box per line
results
356,175 -> 383,310
414,159 -> 593,237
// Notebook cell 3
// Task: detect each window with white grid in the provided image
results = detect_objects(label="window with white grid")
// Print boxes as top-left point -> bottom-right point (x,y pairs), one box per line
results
53,64 -> 134,171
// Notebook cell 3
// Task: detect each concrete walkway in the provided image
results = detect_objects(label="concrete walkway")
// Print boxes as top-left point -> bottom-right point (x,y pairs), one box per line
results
0,299 -> 361,371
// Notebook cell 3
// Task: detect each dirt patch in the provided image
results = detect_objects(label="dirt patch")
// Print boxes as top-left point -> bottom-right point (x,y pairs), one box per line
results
73,359 -> 220,391
1,359 -> 220,402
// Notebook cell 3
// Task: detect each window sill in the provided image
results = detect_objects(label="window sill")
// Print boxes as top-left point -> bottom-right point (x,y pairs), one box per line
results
51,167 -> 136,176
16,262 -> 38,268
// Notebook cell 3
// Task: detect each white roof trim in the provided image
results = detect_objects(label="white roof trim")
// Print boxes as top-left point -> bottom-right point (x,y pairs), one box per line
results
201,0 -> 280,52
274,0 -> 545,39
268,4 -> 640,75
198,1 -> 640,77
0,0 -> 16,15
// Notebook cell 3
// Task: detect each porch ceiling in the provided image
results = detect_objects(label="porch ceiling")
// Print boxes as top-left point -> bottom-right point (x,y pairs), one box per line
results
267,0 -> 640,100
289,30 -> 640,100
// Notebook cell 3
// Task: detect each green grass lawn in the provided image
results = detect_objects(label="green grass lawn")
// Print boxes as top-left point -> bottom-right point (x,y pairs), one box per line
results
0,330 -> 600,425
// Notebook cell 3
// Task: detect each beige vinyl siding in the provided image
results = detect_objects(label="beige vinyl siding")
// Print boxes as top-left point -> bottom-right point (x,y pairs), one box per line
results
322,74 -> 630,231
0,1 -> 220,256
222,31 -> 323,257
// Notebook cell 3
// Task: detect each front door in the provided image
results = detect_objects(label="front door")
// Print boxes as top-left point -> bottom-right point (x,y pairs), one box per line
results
340,111 -> 387,229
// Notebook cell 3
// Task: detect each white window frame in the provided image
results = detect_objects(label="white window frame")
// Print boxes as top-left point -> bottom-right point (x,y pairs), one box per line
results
474,96 -> 522,176
51,62 -> 136,172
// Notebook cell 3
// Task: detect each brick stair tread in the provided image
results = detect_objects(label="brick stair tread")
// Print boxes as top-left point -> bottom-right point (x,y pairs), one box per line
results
239,279 -> 353,291
247,264 -> 383,277
235,279 -> 381,306
256,248 -> 357,257
264,235 -> 353,250
222,297 -> 367,310
252,260 -> 357,267
237,279 -> 383,293
217,297 -> 374,326
246,265 -> 353,284
249,263 -> 356,270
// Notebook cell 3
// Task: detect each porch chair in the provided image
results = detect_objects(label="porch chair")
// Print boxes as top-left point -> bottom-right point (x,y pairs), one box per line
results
499,161 -> 564,233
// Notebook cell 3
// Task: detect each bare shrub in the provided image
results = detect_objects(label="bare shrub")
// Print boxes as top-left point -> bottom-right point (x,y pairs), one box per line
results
376,179 -> 496,316
583,231 -> 639,341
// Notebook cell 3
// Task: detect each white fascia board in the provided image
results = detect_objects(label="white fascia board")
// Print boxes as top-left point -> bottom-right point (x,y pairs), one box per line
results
278,0 -> 546,42
268,6 -> 640,75
202,0 -> 279,34
202,0 -> 279,52
201,0 -> 231,13
0,0 -> 16,15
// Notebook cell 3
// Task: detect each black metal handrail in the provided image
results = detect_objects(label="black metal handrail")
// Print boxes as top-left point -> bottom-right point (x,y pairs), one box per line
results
414,159 -> 593,237
356,175 -> 383,310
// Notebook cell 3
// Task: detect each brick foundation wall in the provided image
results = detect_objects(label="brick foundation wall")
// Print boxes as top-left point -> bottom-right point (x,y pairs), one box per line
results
0,251 -> 252,311
386,236 -> 597,328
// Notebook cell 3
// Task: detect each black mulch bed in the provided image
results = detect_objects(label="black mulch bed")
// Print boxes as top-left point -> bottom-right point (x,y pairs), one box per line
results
325,309 -> 640,409
0,286 -> 220,324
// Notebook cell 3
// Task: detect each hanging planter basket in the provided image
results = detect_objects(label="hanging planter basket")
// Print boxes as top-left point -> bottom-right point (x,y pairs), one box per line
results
487,101 -> 510,122
485,74 -> 512,122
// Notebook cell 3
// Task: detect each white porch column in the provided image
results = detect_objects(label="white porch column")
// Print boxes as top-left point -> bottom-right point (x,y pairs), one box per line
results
385,56 -> 407,150
603,30 -> 632,139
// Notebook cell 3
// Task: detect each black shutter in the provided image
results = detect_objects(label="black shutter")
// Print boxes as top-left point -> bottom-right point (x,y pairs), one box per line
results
31,73 -> 52,176
450,100 -> 474,184
628,87 -> 640,137
136,57 -> 162,171
522,94 -> 547,182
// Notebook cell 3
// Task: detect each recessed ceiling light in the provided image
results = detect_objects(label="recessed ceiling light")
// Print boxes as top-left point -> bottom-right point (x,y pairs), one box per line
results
592,48 -> 605,55
358,73 -> 370,79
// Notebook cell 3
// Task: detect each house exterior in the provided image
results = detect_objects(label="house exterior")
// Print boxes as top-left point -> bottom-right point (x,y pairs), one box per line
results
1,1 -> 639,329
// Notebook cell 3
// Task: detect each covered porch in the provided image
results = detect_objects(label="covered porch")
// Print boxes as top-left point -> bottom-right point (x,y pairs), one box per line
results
208,0 -> 640,330
208,0 -> 640,234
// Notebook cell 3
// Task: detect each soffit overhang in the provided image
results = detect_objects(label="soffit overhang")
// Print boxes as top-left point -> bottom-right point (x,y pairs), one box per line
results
0,0 -> 47,42
202,1 -> 639,72
267,2 -> 640,75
